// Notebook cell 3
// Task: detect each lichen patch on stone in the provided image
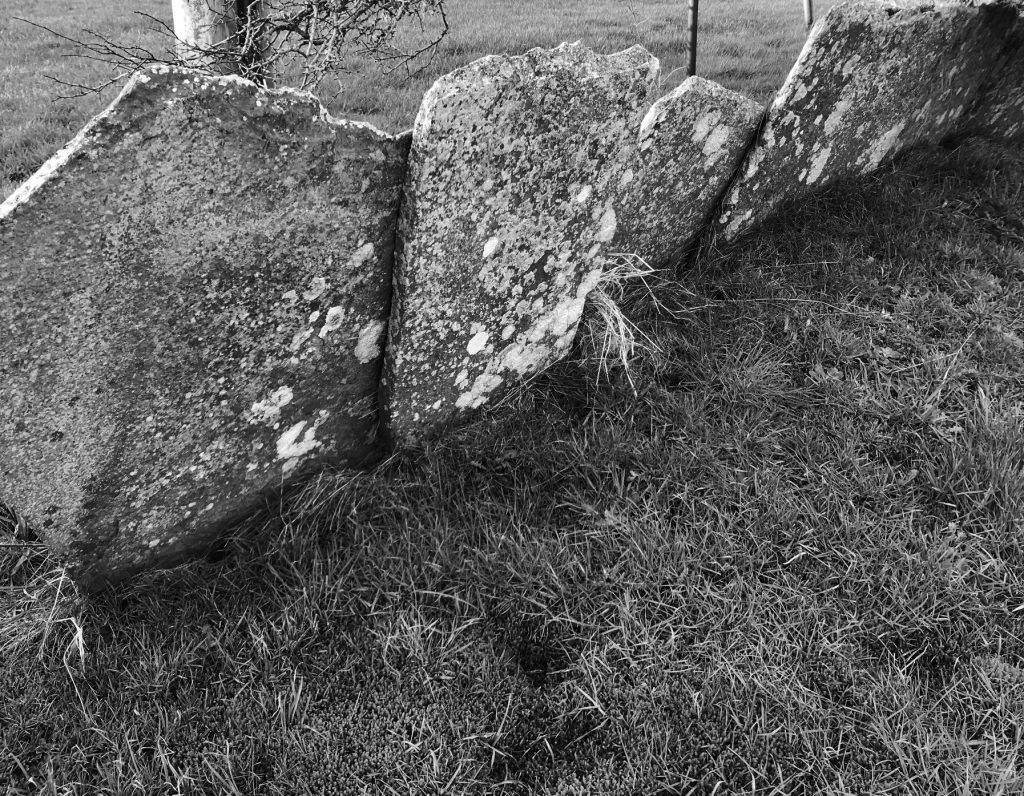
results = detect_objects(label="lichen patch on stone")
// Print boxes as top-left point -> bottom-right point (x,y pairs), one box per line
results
383,41 -> 658,444
248,386 -> 294,424
276,412 -> 327,468
715,0 -> 1018,242
0,64 -> 409,589
355,320 -> 387,363
612,76 -> 762,268
967,6 -> 1024,142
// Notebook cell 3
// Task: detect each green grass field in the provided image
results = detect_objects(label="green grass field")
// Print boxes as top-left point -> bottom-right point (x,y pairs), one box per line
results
4,1 -> 1024,794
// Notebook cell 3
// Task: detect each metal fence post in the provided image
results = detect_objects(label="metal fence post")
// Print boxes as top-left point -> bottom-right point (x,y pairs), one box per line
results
688,0 -> 699,77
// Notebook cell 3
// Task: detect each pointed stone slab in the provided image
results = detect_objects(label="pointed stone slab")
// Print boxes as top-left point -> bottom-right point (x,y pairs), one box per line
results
0,66 -> 409,589
715,0 -> 1017,242
613,76 -> 763,268
383,42 -> 659,445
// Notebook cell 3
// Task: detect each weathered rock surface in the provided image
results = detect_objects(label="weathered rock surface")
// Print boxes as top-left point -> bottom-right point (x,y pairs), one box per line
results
971,3 -> 1024,140
0,66 -> 409,588
613,76 -> 763,267
716,0 -> 1018,242
383,42 -> 659,444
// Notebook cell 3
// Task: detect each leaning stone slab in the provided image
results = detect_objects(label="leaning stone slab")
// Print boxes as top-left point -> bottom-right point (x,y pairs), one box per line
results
970,3 -> 1024,141
383,42 -> 659,444
0,65 -> 409,589
612,76 -> 763,268
715,0 -> 1017,242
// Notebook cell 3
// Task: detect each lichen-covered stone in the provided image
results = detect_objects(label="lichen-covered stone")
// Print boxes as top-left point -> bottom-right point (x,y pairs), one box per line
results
715,0 -> 1017,242
971,3 -> 1024,140
383,42 -> 659,444
613,76 -> 762,267
0,66 -> 409,589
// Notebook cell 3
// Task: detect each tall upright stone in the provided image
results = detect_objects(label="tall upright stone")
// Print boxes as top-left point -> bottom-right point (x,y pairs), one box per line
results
0,66 -> 409,589
613,77 -> 763,268
383,42 -> 659,445
715,0 -> 1017,242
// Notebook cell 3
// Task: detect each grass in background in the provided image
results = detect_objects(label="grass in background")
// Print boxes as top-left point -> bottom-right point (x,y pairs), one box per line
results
1,0 -> 837,200
4,136 -> 1024,793
0,0 -> 169,201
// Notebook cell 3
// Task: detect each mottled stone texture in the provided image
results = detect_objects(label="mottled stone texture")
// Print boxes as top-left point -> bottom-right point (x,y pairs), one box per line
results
716,0 -> 1017,242
0,66 -> 408,589
971,2 -> 1024,140
383,42 -> 658,444
613,77 -> 763,267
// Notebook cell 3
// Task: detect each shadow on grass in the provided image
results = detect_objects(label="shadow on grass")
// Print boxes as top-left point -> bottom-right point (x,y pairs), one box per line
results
4,136 -> 1024,795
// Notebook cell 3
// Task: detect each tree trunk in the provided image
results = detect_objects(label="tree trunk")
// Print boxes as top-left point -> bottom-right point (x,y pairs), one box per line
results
171,0 -> 240,74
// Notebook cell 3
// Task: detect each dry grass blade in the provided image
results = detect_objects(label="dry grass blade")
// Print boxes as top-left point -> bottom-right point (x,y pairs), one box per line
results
575,253 -> 665,391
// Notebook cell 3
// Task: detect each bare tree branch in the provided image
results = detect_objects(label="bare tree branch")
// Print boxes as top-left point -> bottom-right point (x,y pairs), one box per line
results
21,0 -> 449,100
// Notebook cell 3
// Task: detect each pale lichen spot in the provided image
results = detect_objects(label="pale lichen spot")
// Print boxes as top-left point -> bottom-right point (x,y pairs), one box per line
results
319,306 -> 346,338
702,125 -> 731,161
574,185 -> 593,203
805,146 -> 831,184
861,122 -> 905,170
281,289 -> 299,305
456,373 -> 505,409
276,413 -> 327,473
618,169 -> 634,188
638,101 -> 668,145
596,205 -> 617,243
303,277 -> 328,301
248,385 -> 294,424
691,110 -> 722,147
483,237 -> 502,259
354,320 -> 386,363
308,310 -> 321,324
467,330 -> 490,355
349,242 -> 375,269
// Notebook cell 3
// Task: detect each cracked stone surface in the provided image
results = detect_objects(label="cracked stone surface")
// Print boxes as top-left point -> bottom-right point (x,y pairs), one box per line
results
715,0 -> 1018,242
613,76 -> 763,268
0,65 -> 409,589
383,42 -> 658,445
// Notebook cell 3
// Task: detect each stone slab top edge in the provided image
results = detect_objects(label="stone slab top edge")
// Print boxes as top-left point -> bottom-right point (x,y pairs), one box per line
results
770,0 -> 1021,116
0,63 -> 406,220
641,75 -> 765,132
412,41 -> 661,141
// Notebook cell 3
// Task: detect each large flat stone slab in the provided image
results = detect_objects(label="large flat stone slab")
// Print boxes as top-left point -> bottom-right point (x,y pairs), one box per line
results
0,66 -> 409,588
613,76 -> 763,268
383,42 -> 658,444
715,0 -> 1017,242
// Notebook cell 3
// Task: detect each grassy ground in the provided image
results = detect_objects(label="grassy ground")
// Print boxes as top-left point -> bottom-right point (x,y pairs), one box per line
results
5,1 -> 1024,794
0,0 -> 837,200
4,135 -> 1024,793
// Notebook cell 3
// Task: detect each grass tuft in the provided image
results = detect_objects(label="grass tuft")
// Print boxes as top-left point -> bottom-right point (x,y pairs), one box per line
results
574,253 -> 665,392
